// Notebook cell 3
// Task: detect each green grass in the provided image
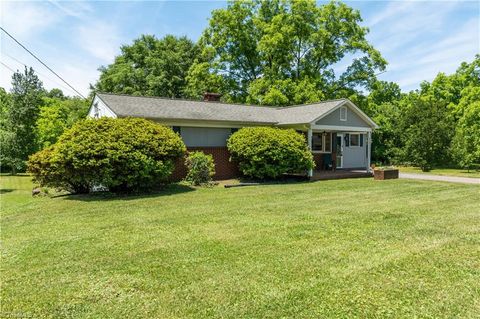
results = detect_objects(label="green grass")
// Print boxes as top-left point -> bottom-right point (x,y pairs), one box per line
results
1,175 -> 480,318
398,166 -> 480,178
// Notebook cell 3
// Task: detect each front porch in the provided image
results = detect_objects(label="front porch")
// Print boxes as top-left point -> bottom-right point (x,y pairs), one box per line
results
305,126 -> 373,178
283,99 -> 378,179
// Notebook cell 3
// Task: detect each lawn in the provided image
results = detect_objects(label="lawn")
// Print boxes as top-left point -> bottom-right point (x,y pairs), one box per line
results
398,166 -> 480,178
1,175 -> 480,318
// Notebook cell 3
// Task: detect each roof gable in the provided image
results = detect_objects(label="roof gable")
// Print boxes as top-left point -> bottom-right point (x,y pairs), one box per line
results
312,100 -> 378,128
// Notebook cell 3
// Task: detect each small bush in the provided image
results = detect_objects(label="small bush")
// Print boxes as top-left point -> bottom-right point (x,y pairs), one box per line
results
28,118 -> 186,193
227,127 -> 314,179
184,151 -> 215,185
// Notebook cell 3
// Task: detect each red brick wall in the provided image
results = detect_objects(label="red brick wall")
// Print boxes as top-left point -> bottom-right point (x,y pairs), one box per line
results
170,147 -> 239,181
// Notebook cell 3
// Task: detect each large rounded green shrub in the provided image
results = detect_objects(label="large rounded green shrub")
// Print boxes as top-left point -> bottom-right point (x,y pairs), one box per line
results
227,127 -> 314,179
28,118 -> 186,193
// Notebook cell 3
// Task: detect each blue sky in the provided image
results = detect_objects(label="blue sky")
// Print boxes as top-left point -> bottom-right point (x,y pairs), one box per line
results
1,1 -> 479,97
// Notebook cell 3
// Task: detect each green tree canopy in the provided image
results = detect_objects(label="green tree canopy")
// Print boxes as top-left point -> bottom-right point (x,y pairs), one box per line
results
399,94 -> 455,171
4,67 -> 45,173
93,34 -> 200,98
36,96 -> 89,148
186,0 -> 386,105
0,87 -> 11,129
366,56 -> 479,166
451,93 -> 480,169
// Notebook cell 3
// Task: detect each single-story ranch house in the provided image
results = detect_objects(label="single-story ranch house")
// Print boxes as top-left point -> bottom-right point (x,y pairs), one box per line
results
88,93 -> 378,180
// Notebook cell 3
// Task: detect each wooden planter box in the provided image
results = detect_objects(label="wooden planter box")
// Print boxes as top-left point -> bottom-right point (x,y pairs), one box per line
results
374,168 -> 399,180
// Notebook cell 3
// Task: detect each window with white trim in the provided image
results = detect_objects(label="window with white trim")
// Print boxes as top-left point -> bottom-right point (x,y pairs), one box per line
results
312,133 -> 323,151
350,133 -> 360,147
312,132 -> 331,152
340,106 -> 347,121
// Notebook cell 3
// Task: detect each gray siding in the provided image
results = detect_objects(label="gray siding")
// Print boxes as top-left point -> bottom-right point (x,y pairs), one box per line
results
341,133 -> 367,168
180,127 -> 232,147
316,106 -> 370,128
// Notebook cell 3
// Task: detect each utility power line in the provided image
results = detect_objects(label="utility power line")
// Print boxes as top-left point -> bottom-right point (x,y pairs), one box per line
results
0,26 -> 86,99
2,52 -> 80,97
1,61 -> 16,73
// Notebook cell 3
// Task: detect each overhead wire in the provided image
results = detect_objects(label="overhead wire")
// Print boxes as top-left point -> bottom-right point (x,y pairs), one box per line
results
1,52 -> 80,97
0,26 -> 86,99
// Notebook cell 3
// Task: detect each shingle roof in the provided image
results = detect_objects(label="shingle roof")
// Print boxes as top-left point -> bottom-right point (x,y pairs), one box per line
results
96,93 -> 346,125
275,101 -> 348,125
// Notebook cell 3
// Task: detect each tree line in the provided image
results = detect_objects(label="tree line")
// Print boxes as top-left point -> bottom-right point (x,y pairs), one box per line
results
1,0 -> 479,173
0,68 -> 89,173
365,59 -> 480,171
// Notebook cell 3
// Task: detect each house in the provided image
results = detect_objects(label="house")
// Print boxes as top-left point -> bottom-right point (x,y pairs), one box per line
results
88,93 -> 378,180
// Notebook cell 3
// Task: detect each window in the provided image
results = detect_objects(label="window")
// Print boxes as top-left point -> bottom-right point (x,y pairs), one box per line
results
312,132 -> 331,152
312,133 -> 323,151
325,133 -> 331,152
340,106 -> 347,121
350,133 -> 360,147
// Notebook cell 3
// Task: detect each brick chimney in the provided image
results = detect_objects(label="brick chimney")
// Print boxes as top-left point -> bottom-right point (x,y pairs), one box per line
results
203,92 -> 222,102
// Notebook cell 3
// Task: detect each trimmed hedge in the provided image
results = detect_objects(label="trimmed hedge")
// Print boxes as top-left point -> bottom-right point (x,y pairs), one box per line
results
227,127 -> 314,179
184,151 -> 215,185
28,118 -> 186,193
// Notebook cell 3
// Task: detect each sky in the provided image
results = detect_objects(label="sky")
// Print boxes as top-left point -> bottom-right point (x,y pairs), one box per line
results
1,0 -> 479,98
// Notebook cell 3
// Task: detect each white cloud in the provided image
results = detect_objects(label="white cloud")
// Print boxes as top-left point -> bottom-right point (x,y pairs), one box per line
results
0,1 -> 59,39
393,58 -> 463,90
0,1 -> 123,96
76,22 -> 122,62
386,18 -> 479,69
368,1 -> 419,27
47,0 -> 93,19
368,1 -> 465,54
384,17 -> 479,89
57,62 -> 100,96
365,1 -> 479,91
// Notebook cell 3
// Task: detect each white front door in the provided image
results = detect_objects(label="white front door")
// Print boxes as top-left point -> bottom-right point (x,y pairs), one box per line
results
336,134 -> 343,168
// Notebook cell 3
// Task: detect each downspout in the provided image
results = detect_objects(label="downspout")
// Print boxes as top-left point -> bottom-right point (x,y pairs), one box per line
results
367,131 -> 372,172
308,126 -> 313,178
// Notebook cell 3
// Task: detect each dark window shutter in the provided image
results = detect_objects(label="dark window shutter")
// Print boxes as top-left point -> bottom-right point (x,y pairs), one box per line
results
360,134 -> 364,147
345,133 -> 350,147
172,126 -> 181,134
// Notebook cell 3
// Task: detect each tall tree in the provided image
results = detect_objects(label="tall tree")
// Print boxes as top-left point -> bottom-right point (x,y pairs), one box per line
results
451,90 -> 480,169
399,95 -> 454,171
0,87 -> 11,129
0,88 -> 14,172
367,56 -> 479,166
186,0 -> 386,105
46,88 -> 66,100
94,35 -> 199,98
5,67 -> 44,173
36,96 -> 89,148
367,81 -> 403,164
